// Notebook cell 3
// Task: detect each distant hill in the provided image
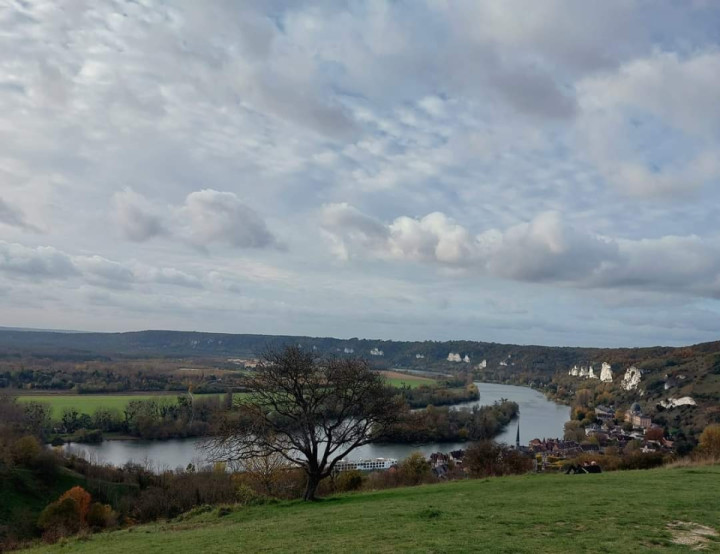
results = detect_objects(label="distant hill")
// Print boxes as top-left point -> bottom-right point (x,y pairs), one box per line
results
0,327 -> 599,367
1,328 -> 719,438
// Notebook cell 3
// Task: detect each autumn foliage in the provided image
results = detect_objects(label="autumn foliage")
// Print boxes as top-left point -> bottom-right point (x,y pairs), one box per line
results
699,424 -> 720,458
59,486 -> 91,524
37,486 -> 116,543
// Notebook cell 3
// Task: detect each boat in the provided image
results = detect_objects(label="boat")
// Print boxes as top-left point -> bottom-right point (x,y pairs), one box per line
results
334,457 -> 397,472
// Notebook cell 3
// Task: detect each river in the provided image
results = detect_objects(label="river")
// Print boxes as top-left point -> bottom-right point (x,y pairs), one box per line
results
61,382 -> 569,470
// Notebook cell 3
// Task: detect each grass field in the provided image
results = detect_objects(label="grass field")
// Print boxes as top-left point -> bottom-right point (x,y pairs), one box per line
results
380,370 -> 436,389
16,394 -> 228,419
14,371 -> 432,419
25,465 -> 720,553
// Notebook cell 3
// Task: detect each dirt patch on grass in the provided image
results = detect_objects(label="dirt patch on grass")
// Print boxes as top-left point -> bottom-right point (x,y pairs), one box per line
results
668,521 -> 718,550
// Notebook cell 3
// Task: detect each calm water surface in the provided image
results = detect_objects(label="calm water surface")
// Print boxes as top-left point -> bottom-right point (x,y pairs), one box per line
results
62,382 -> 569,470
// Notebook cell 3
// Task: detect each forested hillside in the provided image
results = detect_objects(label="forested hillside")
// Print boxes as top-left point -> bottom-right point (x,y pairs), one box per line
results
2,329 -> 719,441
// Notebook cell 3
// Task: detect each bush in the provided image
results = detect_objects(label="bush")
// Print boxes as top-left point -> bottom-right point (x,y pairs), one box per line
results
235,484 -> 263,506
398,452 -> 432,485
465,441 -> 532,478
38,498 -> 82,541
335,470 -> 364,492
59,486 -> 92,524
699,424 -> 720,458
29,450 -> 61,481
86,502 -> 118,531
620,452 -> 665,470
12,435 -> 42,466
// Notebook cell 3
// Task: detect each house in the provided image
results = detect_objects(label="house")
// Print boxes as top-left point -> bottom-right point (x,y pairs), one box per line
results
595,405 -> 615,420
585,423 -> 602,436
624,403 -> 652,429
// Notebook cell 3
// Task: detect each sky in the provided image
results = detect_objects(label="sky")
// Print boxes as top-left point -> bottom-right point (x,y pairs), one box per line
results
2,1 -> 720,348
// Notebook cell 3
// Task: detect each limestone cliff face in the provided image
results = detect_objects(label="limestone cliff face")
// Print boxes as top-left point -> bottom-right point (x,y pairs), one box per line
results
622,366 -> 642,391
600,362 -> 613,382
659,396 -> 697,408
568,364 -> 600,379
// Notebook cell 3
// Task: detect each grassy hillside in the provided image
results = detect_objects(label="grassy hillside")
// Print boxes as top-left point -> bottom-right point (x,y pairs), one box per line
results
25,465 -> 720,553
0,468 -> 85,539
1,467 -> 134,543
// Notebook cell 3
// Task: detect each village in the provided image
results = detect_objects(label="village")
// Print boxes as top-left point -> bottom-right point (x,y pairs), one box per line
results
336,400 -> 675,479
423,400 -> 674,477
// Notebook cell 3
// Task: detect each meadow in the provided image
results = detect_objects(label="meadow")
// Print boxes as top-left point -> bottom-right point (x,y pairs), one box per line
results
14,373 -> 433,420
16,394 -> 222,419
24,465 -> 720,553
379,370 -> 436,389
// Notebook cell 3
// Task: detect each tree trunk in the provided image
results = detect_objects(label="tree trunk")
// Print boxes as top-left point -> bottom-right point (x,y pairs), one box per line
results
303,472 -> 321,501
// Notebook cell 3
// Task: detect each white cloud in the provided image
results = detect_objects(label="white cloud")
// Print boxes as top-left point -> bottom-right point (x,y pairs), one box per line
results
4,1 -> 720,346
181,189 -> 276,249
112,188 -> 278,250
321,205 -> 615,278
321,206 -> 720,298
577,50 -> 720,196
478,212 -> 618,282
113,188 -> 166,242
0,241 -> 77,279
0,198 -> 39,231
74,255 -> 136,289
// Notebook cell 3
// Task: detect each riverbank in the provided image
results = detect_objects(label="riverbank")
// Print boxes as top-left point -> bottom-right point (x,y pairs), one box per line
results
57,383 -> 570,469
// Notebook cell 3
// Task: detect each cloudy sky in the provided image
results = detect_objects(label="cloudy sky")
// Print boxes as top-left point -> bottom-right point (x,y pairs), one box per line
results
2,1 -> 720,347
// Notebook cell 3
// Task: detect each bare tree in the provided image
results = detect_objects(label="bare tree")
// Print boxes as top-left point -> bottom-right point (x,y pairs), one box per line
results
204,345 -> 402,500
236,448 -> 289,497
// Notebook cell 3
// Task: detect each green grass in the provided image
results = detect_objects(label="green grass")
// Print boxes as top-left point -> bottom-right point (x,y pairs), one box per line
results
25,465 -> 720,553
1,467 -> 137,540
380,371 -> 436,389
15,394 -> 248,420
0,468 -> 84,532
16,395 -> 185,419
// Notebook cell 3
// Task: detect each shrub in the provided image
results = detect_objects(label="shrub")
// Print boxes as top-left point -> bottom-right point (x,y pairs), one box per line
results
620,452 -> 665,470
12,435 -> 42,466
235,484 -> 263,506
86,502 -> 118,531
398,452 -> 432,485
698,424 -> 720,458
30,450 -> 60,482
38,498 -> 82,541
335,470 -> 364,492
59,486 -> 92,524
465,441 -> 532,478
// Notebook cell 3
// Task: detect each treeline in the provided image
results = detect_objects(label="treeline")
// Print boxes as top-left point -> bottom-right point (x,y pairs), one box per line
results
0,358 -> 248,394
16,394 -> 234,443
384,400 -> 519,443
397,383 -> 479,409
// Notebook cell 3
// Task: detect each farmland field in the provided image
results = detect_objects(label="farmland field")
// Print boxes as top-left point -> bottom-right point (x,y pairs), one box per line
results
379,370 -> 436,388
16,393 -> 224,419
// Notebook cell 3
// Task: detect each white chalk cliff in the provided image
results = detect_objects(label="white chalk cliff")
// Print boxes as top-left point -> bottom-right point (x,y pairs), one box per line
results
622,366 -> 642,391
600,362 -> 613,382
659,397 -> 697,408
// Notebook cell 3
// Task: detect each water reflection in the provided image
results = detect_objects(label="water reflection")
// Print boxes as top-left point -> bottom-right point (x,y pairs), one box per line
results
62,382 -> 569,469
